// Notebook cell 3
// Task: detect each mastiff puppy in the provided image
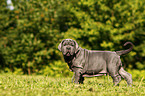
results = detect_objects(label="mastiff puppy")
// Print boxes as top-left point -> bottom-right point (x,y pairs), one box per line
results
58,39 -> 133,86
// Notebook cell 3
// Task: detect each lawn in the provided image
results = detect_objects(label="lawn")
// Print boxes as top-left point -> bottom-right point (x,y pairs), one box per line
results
0,74 -> 144,96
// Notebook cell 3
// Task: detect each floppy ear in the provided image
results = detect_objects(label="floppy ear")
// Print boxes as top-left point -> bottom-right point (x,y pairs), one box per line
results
74,40 -> 79,53
58,40 -> 66,51
58,42 -> 62,51
74,40 -> 79,49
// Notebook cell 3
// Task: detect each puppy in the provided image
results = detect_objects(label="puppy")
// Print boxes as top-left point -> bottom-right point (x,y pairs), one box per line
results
58,39 -> 133,86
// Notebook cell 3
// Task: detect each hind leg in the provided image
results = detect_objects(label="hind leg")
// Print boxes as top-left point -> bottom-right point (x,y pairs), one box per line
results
111,74 -> 122,86
119,67 -> 132,86
113,75 -> 121,86
108,67 -> 122,86
108,59 -> 122,86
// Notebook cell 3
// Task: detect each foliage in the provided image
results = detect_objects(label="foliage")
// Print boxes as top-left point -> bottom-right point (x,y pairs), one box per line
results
128,69 -> 145,80
0,74 -> 144,96
38,60 -> 73,77
0,0 -> 64,75
0,0 -> 145,75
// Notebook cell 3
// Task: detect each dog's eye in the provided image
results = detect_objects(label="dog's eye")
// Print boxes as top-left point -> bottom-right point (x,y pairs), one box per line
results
71,43 -> 74,46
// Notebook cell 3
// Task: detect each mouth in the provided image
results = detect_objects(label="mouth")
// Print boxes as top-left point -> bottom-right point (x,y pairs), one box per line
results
63,51 -> 72,56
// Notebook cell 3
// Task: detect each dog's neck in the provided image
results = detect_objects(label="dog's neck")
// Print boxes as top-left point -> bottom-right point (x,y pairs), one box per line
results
64,55 -> 74,63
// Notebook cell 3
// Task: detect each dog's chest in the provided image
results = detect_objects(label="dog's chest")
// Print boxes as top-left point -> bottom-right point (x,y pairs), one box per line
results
71,52 -> 85,69
69,49 -> 88,73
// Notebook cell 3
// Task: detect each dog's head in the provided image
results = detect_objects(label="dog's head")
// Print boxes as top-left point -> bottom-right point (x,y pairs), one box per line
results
58,39 -> 79,56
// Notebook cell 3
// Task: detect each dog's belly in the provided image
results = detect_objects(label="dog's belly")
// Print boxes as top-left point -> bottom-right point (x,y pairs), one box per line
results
86,63 -> 107,74
85,51 -> 111,74
85,69 -> 107,75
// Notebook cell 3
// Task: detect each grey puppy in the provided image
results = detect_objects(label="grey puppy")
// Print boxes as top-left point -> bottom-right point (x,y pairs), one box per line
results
58,39 -> 133,86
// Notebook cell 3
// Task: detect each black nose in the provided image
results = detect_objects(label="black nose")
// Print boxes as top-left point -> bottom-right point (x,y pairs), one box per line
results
66,47 -> 71,50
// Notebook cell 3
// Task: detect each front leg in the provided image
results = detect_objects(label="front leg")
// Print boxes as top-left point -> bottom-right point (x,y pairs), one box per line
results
71,72 -> 75,83
74,69 -> 82,84
78,75 -> 84,84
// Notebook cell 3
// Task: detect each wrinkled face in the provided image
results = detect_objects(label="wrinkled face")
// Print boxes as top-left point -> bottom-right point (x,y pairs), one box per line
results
62,40 -> 76,56
58,39 -> 78,56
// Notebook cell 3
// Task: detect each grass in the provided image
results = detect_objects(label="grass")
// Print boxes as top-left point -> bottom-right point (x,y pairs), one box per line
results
0,74 -> 144,96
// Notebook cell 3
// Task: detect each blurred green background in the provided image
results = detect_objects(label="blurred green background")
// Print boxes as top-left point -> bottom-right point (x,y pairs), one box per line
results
0,0 -> 145,77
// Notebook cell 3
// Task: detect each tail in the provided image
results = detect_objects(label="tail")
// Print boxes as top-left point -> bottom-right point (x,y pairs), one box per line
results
116,42 -> 133,56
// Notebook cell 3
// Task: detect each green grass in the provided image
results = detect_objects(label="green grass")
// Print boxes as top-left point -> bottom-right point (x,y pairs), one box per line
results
0,74 -> 144,96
